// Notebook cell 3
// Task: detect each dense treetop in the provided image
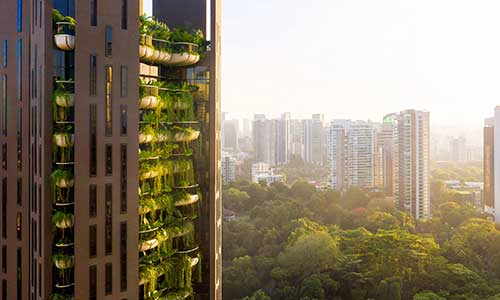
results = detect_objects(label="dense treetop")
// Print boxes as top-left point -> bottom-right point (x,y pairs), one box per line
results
222,179 -> 499,300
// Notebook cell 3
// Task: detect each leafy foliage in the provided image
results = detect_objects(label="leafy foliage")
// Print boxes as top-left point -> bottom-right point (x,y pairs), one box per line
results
222,180 -> 500,300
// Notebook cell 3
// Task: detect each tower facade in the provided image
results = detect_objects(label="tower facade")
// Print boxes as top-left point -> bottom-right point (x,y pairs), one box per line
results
327,120 -> 374,191
0,0 -> 221,299
484,108 -> 500,222
393,110 -> 430,220
373,114 -> 395,194
303,114 -> 324,165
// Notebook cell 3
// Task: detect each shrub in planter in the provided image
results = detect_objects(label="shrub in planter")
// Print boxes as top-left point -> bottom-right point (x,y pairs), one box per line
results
52,211 -> 74,229
50,293 -> 73,300
51,169 -> 74,188
53,133 -> 74,148
53,254 -> 75,269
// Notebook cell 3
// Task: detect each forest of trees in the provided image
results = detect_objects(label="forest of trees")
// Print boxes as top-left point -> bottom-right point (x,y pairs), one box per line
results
222,180 -> 500,300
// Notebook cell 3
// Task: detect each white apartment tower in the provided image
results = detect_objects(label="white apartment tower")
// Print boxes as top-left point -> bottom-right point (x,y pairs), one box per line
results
393,110 -> 430,219
222,153 -> 237,184
327,120 -> 375,190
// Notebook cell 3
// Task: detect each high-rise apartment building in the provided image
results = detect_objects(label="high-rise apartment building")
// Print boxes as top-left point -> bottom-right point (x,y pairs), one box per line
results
253,115 -> 276,165
223,119 -> 239,151
221,153 -> 236,184
0,0 -> 221,299
327,120 -> 374,191
373,114 -> 395,194
289,119 -> 304,159
449,136 -> 467,162
252,113 -> 289,166
484,109 -> 499,221
276,113 -> 290,165
303,114 -> 324,165
241,118 -> 252,139
393,110 -> 430,219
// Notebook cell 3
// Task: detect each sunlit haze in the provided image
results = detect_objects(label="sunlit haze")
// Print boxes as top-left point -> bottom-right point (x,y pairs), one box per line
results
220,0 -> 500,138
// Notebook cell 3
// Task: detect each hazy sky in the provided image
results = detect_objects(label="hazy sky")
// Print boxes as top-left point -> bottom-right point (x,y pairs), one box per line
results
144,0 -> 500,139
222,0 -> 500,131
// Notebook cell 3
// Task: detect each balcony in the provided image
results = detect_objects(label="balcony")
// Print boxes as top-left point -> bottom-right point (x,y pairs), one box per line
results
54,22 -> 75,51
139,36 -> 200,67
169,42 -> 200,66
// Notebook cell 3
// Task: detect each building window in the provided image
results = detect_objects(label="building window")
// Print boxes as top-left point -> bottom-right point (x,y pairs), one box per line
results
1,144 -> 6,170
17,39 -> 21,101
105,144 -> 112,175
90,0 -> 97,26
120,144 -> 127,213
17,108 -> 21,170
2,178 -> 6,238
90,104 -> 97,176
37,262 -> 41,297
2,280 -> 5,300
17,0 -> 22,32
120,222 -> 127,291
120,66 -> 127,97
32,220 -> 36,253
16,213 -> 21,240
89,225 -> 96,258
1,246 -> 6,273
17,178 -> 21,206
89,55 -> 97,96
16,248 -> 21,300
2,40 -> 6,68
89,185 -> 97,217
105,184 -> 112,255
120,105 -> 127,136
105,263 -> 112,295
105,26 -> 112,57
89,265 -> 97,300
105,65 -> 112,136
32,184 -> 36,213
2,75 -> 6,136
121,0 -> 127,30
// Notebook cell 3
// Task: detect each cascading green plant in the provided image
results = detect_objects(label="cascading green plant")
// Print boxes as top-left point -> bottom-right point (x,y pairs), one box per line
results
52,9 -> 76,25
50,169 -> 74,203
49,293 -> 73,300
139,14 -> 207,55
171,28 -> 206,52
51,211 -> 74,230
52,9 -> 76,35
52,87 -> 73,122
52,254 -> 75,269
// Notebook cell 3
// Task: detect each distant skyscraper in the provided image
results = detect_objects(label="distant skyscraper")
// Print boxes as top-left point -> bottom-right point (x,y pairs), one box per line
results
223,119 -> 239,150
277,113 -> 291,165
242,118 -> 252,138
253,115 -> 277,165
303,114 -> 324,165
222,112 -> 227,148
449,136 -> 467,162
374,114 -> 396,194
484,109 -> 499,221
290,119 -> 305,159
222,153 -> 237,183
327,120 -> 374,190
393,110 -> 430,219
252,114 -> 289,166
